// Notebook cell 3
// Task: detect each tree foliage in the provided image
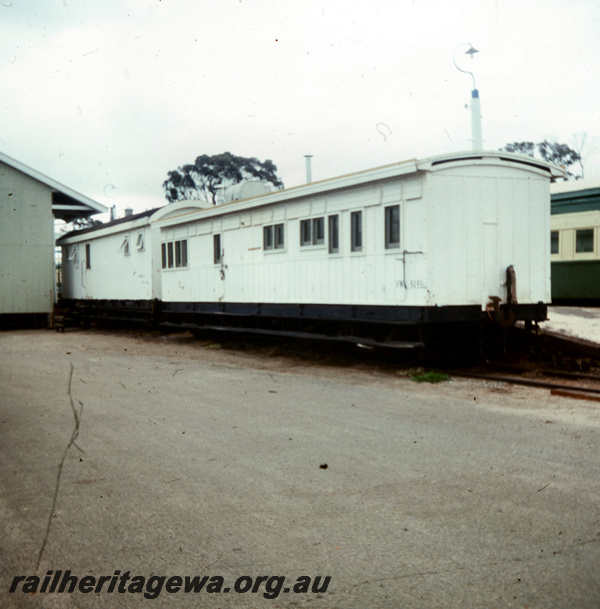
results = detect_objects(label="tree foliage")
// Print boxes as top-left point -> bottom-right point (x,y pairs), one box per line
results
163,152 -> 284,204
501,140 -> 583,180
502,141 -> 536,157
71,217 -> 103,230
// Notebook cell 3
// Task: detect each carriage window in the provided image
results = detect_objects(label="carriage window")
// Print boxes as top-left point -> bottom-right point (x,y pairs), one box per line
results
550,231 -> 559,254
214,234 -> 222,264
119,236 -> 130,256
351,211 -> 363,252
312,217 -> 325,245
576,229 -> 593,253
385,205 -> 400,249
328,214 -> 339,254
161,239 -> 188,268
274,223 -> 285,249
264,224 -> 285,250
180,240 -> 188,267
300,218 -> 325,246
264,225 -> 274,250
300,220 -> 311,246
174,239 -> 188,267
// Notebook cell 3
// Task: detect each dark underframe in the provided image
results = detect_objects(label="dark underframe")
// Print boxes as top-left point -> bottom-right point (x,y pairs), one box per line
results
57,299 -> 547,351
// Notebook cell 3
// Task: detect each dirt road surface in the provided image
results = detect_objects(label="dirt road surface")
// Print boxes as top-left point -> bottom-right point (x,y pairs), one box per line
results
1,329 -> 599,608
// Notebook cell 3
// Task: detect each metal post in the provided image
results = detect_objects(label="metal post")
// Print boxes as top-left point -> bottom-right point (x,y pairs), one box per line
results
470,89 -> 482,151
453,43 -> 483,151
304,155 -> 313,183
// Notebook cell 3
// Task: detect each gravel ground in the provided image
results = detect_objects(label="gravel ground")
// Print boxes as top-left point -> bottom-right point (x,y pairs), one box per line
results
1,328 -> 599,609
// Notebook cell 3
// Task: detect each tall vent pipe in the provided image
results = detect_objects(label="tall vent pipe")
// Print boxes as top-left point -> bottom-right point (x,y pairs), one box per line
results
304,155 -> 313,183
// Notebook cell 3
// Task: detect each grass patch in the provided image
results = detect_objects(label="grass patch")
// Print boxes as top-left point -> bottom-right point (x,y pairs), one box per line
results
411,371 -> 450,384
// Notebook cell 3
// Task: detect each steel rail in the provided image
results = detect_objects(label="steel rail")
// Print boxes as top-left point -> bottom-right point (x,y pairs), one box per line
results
447,370 -> 600,395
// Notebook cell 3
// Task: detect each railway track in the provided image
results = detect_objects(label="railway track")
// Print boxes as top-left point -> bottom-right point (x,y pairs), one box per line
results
439,327 -> 600,399
444,366 -> 600,401
54,309 -> 600,399
203,326 -> 600,399
282,325 -> 600,399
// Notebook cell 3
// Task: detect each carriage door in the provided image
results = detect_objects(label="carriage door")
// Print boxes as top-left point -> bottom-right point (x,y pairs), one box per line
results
214,232 -> 226,302
481,177 -> 499,304
83,242 -> 93,298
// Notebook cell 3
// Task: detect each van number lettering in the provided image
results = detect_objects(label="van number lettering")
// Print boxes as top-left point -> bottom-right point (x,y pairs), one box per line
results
395,279 -> 426,289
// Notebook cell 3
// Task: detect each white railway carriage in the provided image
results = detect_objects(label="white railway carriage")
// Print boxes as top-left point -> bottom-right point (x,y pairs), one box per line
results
58,151 -> 563,352
60,210 -> 158,301
58,203 -> 202,323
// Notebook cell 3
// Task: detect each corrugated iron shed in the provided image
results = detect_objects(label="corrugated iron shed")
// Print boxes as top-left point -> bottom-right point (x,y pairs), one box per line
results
0,152 -> 107,318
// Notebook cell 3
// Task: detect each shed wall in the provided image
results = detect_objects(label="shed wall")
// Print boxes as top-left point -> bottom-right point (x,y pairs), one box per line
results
0,162 -> 54,314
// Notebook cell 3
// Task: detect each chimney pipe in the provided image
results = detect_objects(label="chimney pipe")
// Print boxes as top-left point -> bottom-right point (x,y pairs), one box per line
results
124,207 -> 133,217
304,155 -> 313,183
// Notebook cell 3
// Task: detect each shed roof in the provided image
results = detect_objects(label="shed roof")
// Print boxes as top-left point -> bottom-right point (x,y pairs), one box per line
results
0,150 -> 108,221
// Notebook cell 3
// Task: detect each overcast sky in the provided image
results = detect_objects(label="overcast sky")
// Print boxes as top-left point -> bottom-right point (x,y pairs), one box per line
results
1,0 -> 599,216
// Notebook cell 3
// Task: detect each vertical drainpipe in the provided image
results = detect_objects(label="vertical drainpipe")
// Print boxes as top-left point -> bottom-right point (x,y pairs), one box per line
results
304,155 -> 313,183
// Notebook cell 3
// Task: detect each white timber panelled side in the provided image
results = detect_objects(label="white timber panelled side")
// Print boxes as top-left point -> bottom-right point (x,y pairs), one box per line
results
61,219 -> 154,300
156,154 -> 556,309
159,173 -> 419,306
0,162 -> 54,314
